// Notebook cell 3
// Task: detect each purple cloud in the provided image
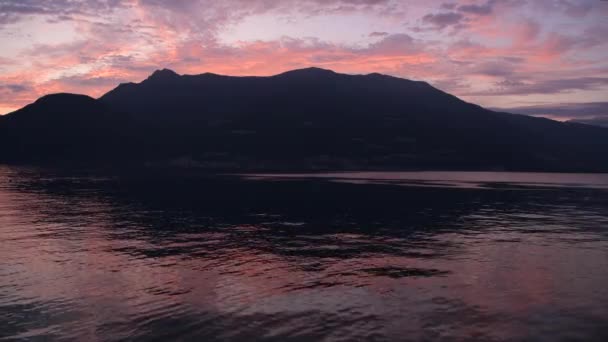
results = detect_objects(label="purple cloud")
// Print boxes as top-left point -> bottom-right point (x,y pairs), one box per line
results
571,118 -> 608,127
421,12 -> 464,30
495,102 -> 608,118
493,102 -> 608,127
457,0 -> 496,16
0,84 -> 29,92
365,33 -> 423,55
472,60 -> 519,77
369,31 -> 389,37
1,0 -> 607,113
441,3 -> 456,10
468,77 -> 608,96
54,75 -> 129,88
559,0 -> 593,18
0,0 -> 132,24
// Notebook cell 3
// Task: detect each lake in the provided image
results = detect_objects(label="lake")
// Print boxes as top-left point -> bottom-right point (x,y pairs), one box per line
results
1,167 -> 608,341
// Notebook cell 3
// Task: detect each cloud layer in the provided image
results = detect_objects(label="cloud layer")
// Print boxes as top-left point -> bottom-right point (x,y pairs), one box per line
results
495,102 -> 608,120
0,0 -> 607,114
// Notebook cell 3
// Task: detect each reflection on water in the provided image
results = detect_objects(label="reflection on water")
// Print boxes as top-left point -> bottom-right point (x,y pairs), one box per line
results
1,167 -> 608,341
244,171 -> 608,190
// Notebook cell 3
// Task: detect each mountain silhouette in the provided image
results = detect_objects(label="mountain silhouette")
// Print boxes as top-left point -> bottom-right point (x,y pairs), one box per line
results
1,68 -> 607,171
568,118 -> 608,128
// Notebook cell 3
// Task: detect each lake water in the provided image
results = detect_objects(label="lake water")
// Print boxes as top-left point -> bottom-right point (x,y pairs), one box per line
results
2,167 -> 608,341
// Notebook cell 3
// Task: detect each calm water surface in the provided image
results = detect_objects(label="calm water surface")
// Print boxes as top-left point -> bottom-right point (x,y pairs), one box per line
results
1,167 -> 608,341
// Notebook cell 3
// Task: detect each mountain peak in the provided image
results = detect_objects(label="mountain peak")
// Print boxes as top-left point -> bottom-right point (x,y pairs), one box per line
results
146,69 -> 180,82
366,72 -> 392,78
33,93 -> 97,107
5,93 -> 100,118
276,67 -> 336,77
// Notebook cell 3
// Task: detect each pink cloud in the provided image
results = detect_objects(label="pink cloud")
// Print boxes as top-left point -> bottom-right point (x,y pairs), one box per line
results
1,0 -> 607,113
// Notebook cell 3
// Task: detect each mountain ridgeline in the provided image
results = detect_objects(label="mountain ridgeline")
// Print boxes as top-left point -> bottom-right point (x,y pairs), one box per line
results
1,67 -> 607,171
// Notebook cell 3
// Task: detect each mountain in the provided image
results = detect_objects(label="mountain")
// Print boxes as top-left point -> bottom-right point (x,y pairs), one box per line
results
1,67 -> 608,171
0,93 -> 130,162
493,102 -> 608,129
568,118 -> 608,128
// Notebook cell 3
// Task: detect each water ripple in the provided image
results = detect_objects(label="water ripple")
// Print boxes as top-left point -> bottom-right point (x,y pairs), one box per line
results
1,168 -> 608,341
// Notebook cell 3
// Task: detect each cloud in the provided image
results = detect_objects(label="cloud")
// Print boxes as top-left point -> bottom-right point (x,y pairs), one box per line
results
0,82 -> 35,113
365,33 -> 424,55
0,32 -> 437,113
471,60 -> 519,77
369,31 -> 389,37
0,57 -> 14,65
136,0 -> 392,21
0,83 -> 29,93
496,102 -> 608,119
1,0 -> 607,113
531,0 -> 594,18
513,19 -> 541,45
457,0 -> 496,16
469,77 -> 608,96
421,12 -> 464,30
571,118 -> 608,127
558,0 -> 593,18
494,102 -> 608,126
0,0 -> 393,31
0,0 -> 133,24
54,75 -> 130,88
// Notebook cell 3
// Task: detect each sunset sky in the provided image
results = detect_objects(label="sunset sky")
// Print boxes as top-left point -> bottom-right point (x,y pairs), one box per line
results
0,0 -> 607,119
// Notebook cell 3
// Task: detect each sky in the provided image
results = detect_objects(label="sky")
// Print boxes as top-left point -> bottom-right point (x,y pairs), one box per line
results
0,0 -> 607,119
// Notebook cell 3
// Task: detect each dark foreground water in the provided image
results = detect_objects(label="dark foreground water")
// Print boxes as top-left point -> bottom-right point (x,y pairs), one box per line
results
2,168 -> 608,341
